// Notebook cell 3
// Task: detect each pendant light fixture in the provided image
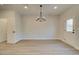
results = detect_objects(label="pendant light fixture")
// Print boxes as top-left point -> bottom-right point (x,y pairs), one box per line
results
36,5 -> 46,22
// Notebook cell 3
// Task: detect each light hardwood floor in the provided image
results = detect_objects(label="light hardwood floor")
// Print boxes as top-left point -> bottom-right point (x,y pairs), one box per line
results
0,40 -> 79,55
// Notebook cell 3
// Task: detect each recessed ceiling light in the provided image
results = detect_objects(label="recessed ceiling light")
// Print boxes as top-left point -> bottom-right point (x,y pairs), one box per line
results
24,6 -> 28,8
53,6 -> 58,9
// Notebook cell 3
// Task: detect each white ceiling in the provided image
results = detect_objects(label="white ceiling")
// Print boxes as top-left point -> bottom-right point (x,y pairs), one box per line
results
0,4 -> 74,16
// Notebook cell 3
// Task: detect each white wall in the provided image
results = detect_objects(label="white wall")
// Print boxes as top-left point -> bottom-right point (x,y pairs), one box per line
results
0,10 -> 17,43
15,12 -> 23,41
0,10 -> 60,43
0,18 -> 7,42
21,15 -> 60,40
60,5 -> 79,50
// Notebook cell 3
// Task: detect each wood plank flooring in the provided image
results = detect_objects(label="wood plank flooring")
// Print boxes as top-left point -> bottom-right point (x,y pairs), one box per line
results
0,40 -> 79,55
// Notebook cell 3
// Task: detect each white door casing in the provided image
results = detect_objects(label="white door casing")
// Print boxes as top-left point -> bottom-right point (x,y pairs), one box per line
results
7,18 -> 16,43
0,18 -> 7,42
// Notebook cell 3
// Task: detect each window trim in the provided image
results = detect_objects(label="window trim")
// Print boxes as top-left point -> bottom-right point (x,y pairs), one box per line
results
65,17 -> 74,32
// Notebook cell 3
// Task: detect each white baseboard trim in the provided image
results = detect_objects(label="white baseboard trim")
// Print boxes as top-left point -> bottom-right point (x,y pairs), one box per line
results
14,39 -> 21,43
12,38 -> 60,43
22,38 -> 60,40
60,39 -> 79,50
7,39 -> 21,44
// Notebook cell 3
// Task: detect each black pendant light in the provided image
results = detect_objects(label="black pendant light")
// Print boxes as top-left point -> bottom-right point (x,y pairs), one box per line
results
36,5 -> 46,22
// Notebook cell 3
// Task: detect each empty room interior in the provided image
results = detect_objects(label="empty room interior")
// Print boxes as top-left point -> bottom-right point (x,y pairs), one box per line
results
0,4 -> 79,55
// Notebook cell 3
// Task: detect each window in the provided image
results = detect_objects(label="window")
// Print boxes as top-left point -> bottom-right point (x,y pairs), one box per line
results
66,18 -> 73,32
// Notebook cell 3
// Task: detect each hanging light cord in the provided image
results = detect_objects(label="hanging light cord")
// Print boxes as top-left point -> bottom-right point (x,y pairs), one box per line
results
40,5 -> 42,18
